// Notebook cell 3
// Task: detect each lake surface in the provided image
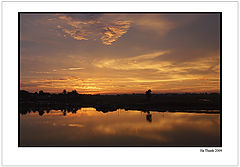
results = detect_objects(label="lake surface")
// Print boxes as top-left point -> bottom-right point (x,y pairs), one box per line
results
20,108 -> 220,146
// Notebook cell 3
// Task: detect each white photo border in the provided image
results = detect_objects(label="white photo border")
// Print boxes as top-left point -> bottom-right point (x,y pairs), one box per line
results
2,1 -> 239,166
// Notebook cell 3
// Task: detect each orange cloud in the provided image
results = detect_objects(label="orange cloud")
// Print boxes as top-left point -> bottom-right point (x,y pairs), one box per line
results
101,20 -> 131,45
94,50 -> 170,70
49,14 -> 185,45
54,15 -> 131,45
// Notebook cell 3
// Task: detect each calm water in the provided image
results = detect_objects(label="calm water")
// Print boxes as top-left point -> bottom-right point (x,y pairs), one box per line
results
20,108 -> 220,146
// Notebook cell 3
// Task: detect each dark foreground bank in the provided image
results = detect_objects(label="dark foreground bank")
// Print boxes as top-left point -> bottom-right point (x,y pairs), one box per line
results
19,90 -> 221,115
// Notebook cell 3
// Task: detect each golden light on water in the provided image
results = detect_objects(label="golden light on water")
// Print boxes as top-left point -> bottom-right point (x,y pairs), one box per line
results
20,108 -> 220,146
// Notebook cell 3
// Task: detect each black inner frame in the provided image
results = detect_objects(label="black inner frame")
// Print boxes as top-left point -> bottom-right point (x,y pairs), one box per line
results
18,12 -> 222,147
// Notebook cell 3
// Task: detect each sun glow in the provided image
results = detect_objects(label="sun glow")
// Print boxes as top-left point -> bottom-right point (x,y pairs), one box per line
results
20,13 -> 220,94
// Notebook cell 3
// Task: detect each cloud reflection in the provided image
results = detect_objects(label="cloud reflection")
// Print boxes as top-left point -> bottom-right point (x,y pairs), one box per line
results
20,108 -> 220,146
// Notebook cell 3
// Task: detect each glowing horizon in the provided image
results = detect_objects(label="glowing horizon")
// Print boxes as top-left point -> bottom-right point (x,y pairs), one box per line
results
20,13 -> 220,94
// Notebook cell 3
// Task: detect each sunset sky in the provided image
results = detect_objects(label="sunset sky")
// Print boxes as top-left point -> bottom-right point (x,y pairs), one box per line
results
20,13 -> 220,94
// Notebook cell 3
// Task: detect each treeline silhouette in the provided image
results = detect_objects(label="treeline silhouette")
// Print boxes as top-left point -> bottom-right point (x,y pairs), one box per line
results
20,89 -> 221,115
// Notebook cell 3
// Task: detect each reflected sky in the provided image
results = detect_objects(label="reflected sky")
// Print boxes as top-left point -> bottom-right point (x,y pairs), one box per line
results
20,108 -> 220,146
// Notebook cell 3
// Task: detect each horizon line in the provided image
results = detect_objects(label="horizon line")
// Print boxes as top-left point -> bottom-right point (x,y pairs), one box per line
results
20,89 -> 220,95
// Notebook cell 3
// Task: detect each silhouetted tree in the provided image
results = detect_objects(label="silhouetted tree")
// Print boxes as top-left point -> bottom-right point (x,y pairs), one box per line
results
71,90 -> 78,95
62,89 -> 67,95
145,89 -> 152,99
39,90 -> 44,95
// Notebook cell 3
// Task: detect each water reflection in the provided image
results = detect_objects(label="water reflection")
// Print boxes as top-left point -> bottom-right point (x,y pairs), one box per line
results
146,111 -> 152,122
20,108 -> 220,146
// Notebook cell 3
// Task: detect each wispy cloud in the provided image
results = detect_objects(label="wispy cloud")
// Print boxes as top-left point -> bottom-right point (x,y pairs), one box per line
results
93,50 -> 220,89
20,14 -> 220,94
63,67 -> 85,71
100,20 -> 131,45
94,50 -> 171,70
49,14 -> 185,46
52,14 -> 131,45
35,71 -> 50,74
132,15 -> 177,35
68,124 -> 85,128
33,67 -> 85,74
94,49 -> 220,74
